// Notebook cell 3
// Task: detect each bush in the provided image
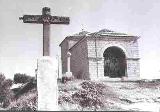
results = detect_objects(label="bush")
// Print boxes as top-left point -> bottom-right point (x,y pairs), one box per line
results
0,73 -> 13,108
72,81 -> 106,110
58,94 -> 74,104
8,88 -> 37,111
15,79 -> 37,98
81,81 -> 106,95
14,73 -> 34,84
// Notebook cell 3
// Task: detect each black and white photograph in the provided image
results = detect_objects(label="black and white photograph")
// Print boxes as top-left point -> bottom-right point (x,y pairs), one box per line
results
0,0 -> 160,111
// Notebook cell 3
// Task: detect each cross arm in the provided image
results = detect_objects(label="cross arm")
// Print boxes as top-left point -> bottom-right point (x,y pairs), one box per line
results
19,15 -> 70,24
19,15 -> 42,24
50,16 -> 70,24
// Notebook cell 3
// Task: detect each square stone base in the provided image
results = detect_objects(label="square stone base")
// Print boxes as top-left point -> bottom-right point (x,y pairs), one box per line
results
37,56 -> 58,111
65,72 -> 73,77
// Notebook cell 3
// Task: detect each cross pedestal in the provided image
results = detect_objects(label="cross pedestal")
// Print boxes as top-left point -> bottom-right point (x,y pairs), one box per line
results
37,57 -> 58,111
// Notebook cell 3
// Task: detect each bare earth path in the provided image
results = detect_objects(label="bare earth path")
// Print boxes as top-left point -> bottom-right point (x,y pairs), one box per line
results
101,81 -> 160,111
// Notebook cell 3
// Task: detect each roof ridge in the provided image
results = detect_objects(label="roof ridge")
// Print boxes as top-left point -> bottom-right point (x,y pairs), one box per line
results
68,29 -> 137,37
98,29 -> 115,33
73,30 -> 90,36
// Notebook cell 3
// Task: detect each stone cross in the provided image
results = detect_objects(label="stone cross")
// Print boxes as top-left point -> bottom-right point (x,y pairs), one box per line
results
19,7 -> 70,111
19,7 -> 70,56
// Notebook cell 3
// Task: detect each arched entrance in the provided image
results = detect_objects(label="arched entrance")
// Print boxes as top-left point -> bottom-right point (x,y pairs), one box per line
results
103,46 -> 127,78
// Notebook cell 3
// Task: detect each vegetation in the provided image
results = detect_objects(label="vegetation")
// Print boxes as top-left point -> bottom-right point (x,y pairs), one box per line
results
0,72 -> 160,111
0,73 -> 37,111
72,81 -> 106,110
59,80 -> 118,111
8,88 -> 37,111
14,73 -> 34,84
58,79 -> 160,111
0,73 -> 13,108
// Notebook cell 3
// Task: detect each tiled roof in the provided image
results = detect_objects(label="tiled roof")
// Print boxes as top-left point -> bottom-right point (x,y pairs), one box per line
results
88,29 -> 134,37
59,31 -> 90,46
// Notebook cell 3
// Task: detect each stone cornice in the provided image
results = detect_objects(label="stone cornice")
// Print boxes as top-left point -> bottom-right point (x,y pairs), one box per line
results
126,58 -> 140,60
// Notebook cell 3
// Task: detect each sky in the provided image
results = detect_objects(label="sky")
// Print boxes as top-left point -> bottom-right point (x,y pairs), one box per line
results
0,0 -> 160,79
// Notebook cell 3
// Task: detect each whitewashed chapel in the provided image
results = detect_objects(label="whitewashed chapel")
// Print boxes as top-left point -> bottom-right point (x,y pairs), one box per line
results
60,29 -> 140,80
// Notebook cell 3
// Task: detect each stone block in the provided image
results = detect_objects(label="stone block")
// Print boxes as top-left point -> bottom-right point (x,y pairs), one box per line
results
37,56 -> 58,111
121,76 -> 128,81
65,72 -> 72,77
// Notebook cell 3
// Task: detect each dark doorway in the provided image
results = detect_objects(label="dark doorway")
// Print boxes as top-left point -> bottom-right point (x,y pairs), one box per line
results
103,46 -> 126,78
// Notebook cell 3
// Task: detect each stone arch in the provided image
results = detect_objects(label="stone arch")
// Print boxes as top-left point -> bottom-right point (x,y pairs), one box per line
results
103,46 -> 127,78
100,43 -> 128,58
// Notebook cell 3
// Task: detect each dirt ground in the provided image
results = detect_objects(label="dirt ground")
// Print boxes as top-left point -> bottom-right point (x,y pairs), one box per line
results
58,79 -> 160,111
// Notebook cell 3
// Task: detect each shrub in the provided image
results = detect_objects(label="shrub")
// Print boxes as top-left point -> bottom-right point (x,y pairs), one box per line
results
58,94 -> 74,104
14,73 -> 34,84
8,88 -> 37,111
0,73 -> 13,108
81,81 -> 106,95
72,90 -> 103,110
0,74 -> 5,85
72,81 -> 107,110
15,79 -> 37,98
